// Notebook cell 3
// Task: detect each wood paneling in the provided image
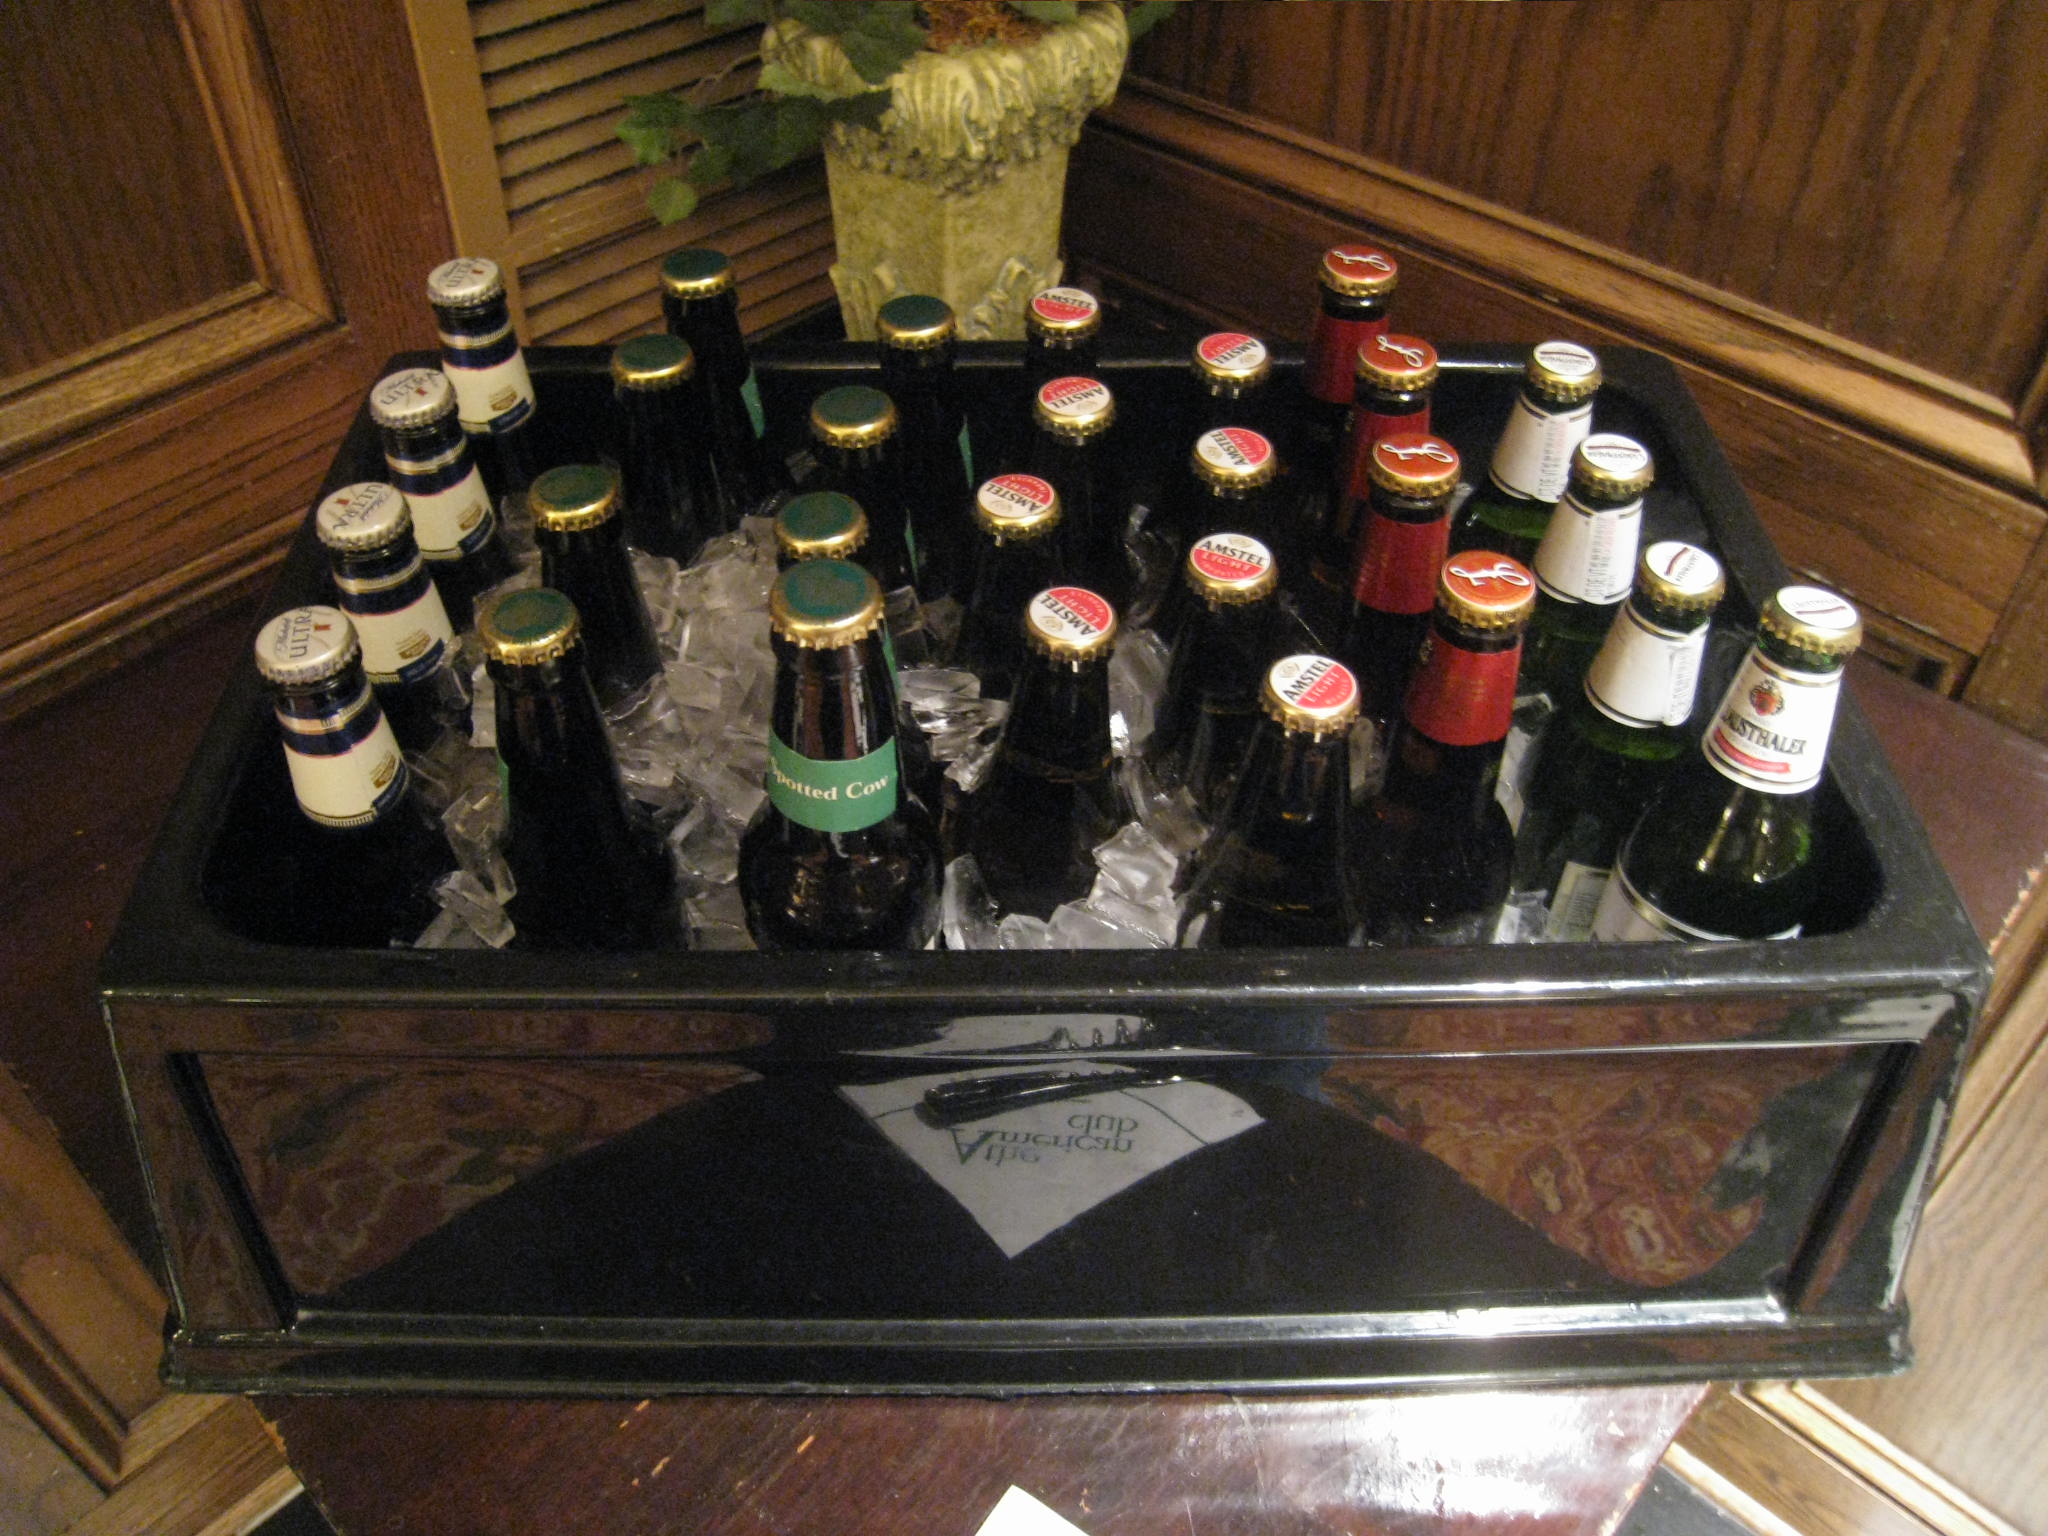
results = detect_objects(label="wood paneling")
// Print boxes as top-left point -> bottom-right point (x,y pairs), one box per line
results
0,1389 -> 100,1536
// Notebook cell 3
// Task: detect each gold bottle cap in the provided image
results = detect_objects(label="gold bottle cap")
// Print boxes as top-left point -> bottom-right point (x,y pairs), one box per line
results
1034,375 -> 1116,441
1525,340 -> 1602,403
1368,433 -> 1461,499
1761,584 -> 1863,658
659,247 -> 734,299
368,367 -> 457,431
810,384 -> 898,450
255,606 -> 360,687
1571,433 -> 1654,500
1636,541 -> 1726,613
1191,427 -> 1278,491
1439,552 -> 1537,630
1319,244 -> 1399,298
529,464 -> 620,532
769,559 -> 884,649
1193,332 -> 1271,389
316,482 -> 412,554
479,587 -> 581,667
973,474 -> 1061,539
426,256 -> 505,309
1025,286 -> 1101,341
1356,332 -> 1438,390
1023,586 -> 1117,662
611,333 -> 695,390
1185,533 -> 1278,605
776,492 -> 869,562
877,293 -> 956,350
1262,654 -> 1360,734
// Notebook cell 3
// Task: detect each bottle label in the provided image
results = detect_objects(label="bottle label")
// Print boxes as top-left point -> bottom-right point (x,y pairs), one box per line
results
1189,533 -> 1274,590
1543,861 -> 1613,941
1342,405 -> 1433,505
1489,394 -> 1594,502
1590,866 -> 1800,943
1351,508 -> 1450,614
979,474 -> 1058,527
438,324 -> 536,434
1532,488 -> 1643,605
1403,633 -> 1521,747
1701,651 -> 1842,794
769,733 -> 898,833
1586,607 -> 1707,728
1198,332 -> 1268,376
395,464 -> 497,559
335,571 -> 455,687
1194,427 -> 1273,475
1306,309 -> 1390,405
277,691 -> 409,829
741,366 -> 767,439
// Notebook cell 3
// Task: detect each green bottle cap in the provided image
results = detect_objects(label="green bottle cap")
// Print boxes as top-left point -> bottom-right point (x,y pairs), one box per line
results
810,385 -> 898,450
660,248 -> 733,298
770,559 -> 884,649
611,333 -> 695,390
478,587 -> 581,667
777,492 -> 869,561
529,464 -> 620,532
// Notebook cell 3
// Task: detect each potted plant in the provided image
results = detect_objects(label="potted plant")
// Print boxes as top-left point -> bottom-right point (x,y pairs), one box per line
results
620,2 -> 1178,339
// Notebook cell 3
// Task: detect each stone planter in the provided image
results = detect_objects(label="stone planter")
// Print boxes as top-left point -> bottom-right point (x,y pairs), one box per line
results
772,3 -> 1129,340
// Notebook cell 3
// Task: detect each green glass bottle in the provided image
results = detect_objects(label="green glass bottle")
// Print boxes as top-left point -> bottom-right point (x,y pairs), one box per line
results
1519,433 -> 1655,706
878,293 -> 975,603
738,560 -> 941,950
527,464 -> 664,713
1451,341 -> 1602,566
1511,541 -> 1725,939
1593,584 -> 1862,942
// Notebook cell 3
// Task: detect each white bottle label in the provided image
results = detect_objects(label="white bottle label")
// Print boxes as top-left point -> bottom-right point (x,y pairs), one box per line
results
1543,861 -> 1613,941
1590,866 -> 1800,943
1533,490 -> 1643,605
348,585 -> 455,686
1702,651 -> 1841,795
1489,394 -> 1593,502
442,348 -> 534,434
1586,608 -> 1708,728
281,709 -> 408,829
404,467 -> 495,559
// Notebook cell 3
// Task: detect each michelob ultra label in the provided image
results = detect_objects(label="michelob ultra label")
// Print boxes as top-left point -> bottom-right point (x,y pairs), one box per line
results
768,734 -> 897,833
384,452 -> 496,560
1702,650 -> 1841,794
437,322 -> 535,434
337,573 -> 454,687
277,688 -> 409,829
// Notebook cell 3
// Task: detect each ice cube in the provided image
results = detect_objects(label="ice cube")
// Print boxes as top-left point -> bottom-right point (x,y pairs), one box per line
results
940,855 -> 1002,951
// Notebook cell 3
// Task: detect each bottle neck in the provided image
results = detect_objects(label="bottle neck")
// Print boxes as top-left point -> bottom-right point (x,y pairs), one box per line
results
491,652 -> 615,775
1305,292 -> 1389,407
1227,717 -> 1350,833
1166,595 -> 1272,705
1350,485 -> 1453,615
1696,632 -> 1846,797
1487,387 -> 1594,503
767,634 -> 903,834
1532,486 -> 1644,606
1583,599 -> 1711,731
1400,616 -> 1522,754
1004,652 -> 1113,780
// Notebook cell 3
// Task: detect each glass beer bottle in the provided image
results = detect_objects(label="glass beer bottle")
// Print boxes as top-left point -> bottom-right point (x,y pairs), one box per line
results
425,255 -> 539,512
877,293 -> 975,603
611,333 -> 717,561
658,247 -> 787,517
1026,375 -> 1127,609
1452,341 -> 1602,566
1147,532 -> 1280,822
368,366 -> 514,629
1318,331 -> 1438,593
954,473 -> 1063,700
1188,331 -> 1275,437
775,490 -> 871,571
526,464 -> 664,713
1520,433 -> 1655,706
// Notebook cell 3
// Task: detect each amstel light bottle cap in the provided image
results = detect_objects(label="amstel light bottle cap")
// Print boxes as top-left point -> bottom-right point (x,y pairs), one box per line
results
659,247 -> 734,298
1571,433 -> 1655,500
426,256 -> 505,309
1438,552 -> 1537,630
255,606 -> 361,687
1185,534 -> 1277,605
973,474 -> 1061,539
611,333 -> 695,390
368,368 -> 458,431
479,587 -> 582,667
810,384 -> 899,449
877,293 -> 956,350
769,559 -> 884,649
1761,585 -> 1863,659
1525,341 -> 1602,403
1319,244 -> 1399,298
1025,286 -> 1101,341
529,464 -> 620,532
1636,541 -> 1725,614
1262,654 -> 1360,734
776,492 -> 869,562
1356,333 -> 1438,391
1034,376 -> 1116,441
1023,586 -> 1117,662
316,482 -> 414,555
1191,427 -> 1278,491
1368,433 -> 1461,498
1193,332 -> 1272,389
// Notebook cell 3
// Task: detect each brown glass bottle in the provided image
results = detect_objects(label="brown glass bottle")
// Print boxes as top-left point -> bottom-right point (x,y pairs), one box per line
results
810,384 -> 931,665
611,334 -> 717,561
527,464 -> 664,712
1317,332 -> 1438,591
1179,427 -> 1281,550
1289,245 -> 1397,594
878,294 -> 975,603
1179,655 -> 1362,948
738,560 -> 941,950
954,473 -> 1063,700
1188,331 -> 1275,437
1356,553 -> 1535,945
1026,375 -> 1128,610
658,248 -> 787,518
950,586 -> 1125,919
1147,533 -> 1280,822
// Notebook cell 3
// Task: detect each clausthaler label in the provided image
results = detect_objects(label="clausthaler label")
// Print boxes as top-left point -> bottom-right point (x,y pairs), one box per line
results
1702,651 -> 1841,794
769,734 -> 897,833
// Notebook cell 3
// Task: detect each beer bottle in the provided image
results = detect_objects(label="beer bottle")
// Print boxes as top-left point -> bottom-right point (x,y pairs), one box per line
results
1511,541 -> 1725,940
1317,332 -> 1438,592
954,473 -> 1063,700
1180,427 -> 1281,549
1026,375 -> 1128,609
1593,584 -> 1862,943
478,588 -> 682,950
658,248 -> 786,517
527,464 -> 664,712
809,384 -> 931,664
1189,331 -> 1274,437
1356,553 -> 1535,946
1147,533 -> 1280,821
1520,433 -> 1655,706
1301,245 -> 1398,421
878,294 -> 975,603
314,482 -> 468,754
1452,341 -> 1601,566
425,256 -> 539,511
775,490 -> 870,570
738,560 -> 941,950
1178,655 -> 1361,948
368,367 -> 514,629
1338,433 -> 1462,772
252,606 -> 455,945
1024,286 -> 1102,395
951,586 -> 1125,919
611,334 -> 716,561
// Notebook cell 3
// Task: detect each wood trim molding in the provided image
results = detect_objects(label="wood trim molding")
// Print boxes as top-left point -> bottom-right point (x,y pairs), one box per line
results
1099,83 -> 2040,494
64,1398 -> 296,1536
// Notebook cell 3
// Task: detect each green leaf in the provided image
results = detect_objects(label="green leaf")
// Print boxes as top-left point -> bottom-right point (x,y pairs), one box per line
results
686,139 -> 737,187
824,88 -> 894,131
768,96 -> 830,166
1124,0 -> 1182,41
1008,2 -> 1080,22
759,57 -> 871,102
647,176 -> 700,224
705,0 -> 771,26
785,0 -> 925,84
617,91 -> 694,165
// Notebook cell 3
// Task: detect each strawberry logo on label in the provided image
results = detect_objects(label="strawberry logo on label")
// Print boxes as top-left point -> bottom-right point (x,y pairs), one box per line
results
1039,376 -> 1111,416
1270,655 -> 1358,718
1371,334 -> 1433,371
1326,245 -> 1395,277
1031,586 -> 1113,642
1031,288 -> 1098,325
1190,535 -> 1273,587
1196,427 -> 1273,471
979,474 -> 1056,522
1750,677 -> 1785,717
1198,333 -> 1267,371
